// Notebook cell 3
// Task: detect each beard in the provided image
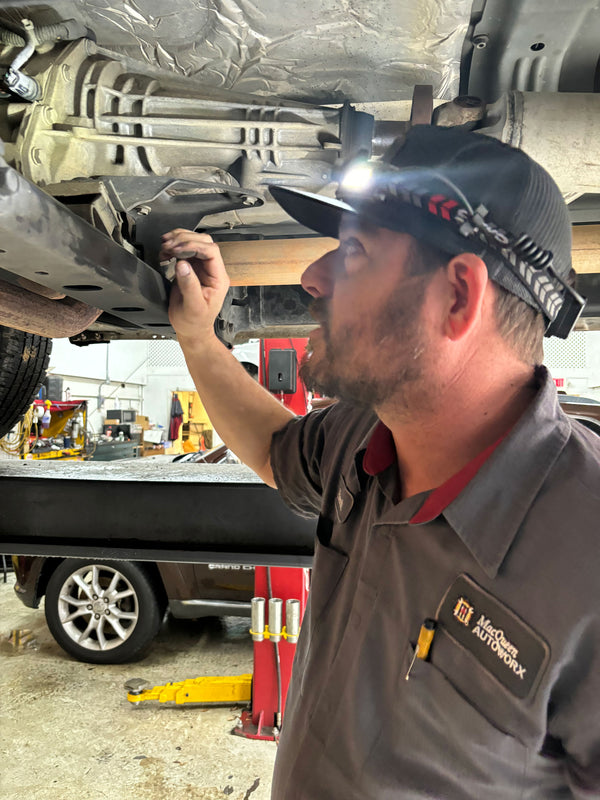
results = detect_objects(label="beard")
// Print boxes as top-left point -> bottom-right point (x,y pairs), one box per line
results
300,276 -> 430,411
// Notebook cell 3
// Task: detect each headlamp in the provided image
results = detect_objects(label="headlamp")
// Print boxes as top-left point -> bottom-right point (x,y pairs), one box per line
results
339,163 -> 375,195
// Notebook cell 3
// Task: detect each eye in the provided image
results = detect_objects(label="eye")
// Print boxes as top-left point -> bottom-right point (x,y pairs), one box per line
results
339,238 -> 364,258
336,238 -> 368,277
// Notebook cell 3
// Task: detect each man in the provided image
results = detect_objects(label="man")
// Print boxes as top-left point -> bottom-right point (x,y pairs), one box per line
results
162,126 -> 600,799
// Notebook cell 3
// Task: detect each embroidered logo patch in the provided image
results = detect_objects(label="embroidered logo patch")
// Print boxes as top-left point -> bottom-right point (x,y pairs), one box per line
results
453,597 -> 474,626
438,575 -> 550,699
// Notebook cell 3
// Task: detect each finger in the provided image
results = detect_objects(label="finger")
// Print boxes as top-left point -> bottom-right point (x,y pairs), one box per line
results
173,260 -> 209,309
162,229 -> 214,246
175,260 -> 193,281
160,238 -> 218,262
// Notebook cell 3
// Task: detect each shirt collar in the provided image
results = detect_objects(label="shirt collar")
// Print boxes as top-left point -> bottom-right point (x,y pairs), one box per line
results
362,421 -> 396,475
443,366 -> 571,578
354,366 -> 571,579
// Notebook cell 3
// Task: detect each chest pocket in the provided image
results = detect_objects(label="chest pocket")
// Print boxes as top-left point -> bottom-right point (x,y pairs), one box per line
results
417,626 -> 545,749
360,636 -> 532,797
418,573 -> 551,748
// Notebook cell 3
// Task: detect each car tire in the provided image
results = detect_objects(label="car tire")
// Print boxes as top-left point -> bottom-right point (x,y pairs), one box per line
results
0,325 -> 52,438
44,559 -> 166,664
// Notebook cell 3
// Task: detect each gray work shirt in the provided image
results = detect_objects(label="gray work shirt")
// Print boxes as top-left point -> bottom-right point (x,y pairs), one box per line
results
269,367 -> 600,799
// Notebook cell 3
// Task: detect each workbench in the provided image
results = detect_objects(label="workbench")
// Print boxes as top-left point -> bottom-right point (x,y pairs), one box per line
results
0,460 -> 315,567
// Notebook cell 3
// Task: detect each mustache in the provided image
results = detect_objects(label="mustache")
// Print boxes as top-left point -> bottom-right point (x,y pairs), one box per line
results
309,297 -> 329,325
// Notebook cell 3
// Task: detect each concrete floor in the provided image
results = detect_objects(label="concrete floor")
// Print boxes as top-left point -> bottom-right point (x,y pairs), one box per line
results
0,575 -> 277,800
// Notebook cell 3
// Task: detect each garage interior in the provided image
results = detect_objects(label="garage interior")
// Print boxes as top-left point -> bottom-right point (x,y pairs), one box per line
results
0,575 -> 276,800
1,1 -> 600,799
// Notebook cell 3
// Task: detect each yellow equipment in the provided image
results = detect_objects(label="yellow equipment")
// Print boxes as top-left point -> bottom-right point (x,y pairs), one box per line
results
125,674 -> 252,706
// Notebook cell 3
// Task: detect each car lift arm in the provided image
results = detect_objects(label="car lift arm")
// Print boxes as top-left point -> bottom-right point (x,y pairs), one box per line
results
0,461 -> 315,567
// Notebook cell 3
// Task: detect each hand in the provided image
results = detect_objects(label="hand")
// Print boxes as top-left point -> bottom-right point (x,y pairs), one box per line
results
161,229 -> 231,344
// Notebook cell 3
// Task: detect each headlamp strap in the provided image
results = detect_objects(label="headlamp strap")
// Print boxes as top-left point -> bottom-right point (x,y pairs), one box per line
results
339,170 -> 585,337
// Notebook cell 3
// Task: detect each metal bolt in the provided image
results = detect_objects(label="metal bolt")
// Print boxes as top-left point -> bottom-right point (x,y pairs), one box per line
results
135,205 -> 151,216
105,609 -> 110,615
124,678 -> 150,695
93,595 -> 98,600
87,604 -> 93,610
104,597 -> 109,603
94,614 -> 100,620
473,35 -> 489,49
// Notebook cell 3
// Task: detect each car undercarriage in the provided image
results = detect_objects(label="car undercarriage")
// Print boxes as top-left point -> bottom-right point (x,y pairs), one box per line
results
0,0 -> 599,435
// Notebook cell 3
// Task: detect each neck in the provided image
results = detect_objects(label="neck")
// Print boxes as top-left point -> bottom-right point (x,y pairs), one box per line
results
379,361 -> 538,499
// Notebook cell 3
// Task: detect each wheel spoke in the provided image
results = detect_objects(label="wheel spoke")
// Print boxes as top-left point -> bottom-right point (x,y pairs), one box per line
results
113,589 -> 135,602
72,574 -> 93,600
111,608 -> 137,621
63,607 -> 91,623
105,616 -> 129,640
96,617 -> 108,650
107,572 -> 120,595
77,617 -> 96,644
59,593 -> 88,607
91,565 -> 103,597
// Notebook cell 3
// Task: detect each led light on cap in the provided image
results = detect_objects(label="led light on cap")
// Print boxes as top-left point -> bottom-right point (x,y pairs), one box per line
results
340,163 -> 374,194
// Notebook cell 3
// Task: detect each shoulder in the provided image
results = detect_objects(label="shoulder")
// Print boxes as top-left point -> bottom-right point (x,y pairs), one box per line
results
521,415 -> 600,600
274,400 -> 378,473
558,416 -> 600,500
270,401 -> 377,516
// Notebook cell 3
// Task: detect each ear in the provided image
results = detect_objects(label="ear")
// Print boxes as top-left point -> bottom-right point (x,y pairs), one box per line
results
443,253 -> 490,341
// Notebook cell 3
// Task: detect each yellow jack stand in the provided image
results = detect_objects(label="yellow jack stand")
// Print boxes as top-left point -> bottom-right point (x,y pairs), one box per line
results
125,674 -> 252,705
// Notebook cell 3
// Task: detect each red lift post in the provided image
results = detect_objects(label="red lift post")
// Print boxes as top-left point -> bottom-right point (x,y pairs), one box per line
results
126,339 -> 313,741
234,339 -> 311,739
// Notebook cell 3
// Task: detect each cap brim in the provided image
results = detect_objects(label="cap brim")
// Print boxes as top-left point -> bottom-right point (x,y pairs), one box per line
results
269,186 -> 357,238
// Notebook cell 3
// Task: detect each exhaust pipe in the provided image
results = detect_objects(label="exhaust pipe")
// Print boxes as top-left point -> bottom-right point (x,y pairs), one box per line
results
0,278 -> 102,337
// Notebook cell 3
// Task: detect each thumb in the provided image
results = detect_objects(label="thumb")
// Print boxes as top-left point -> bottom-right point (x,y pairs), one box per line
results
175,260 -> 192,280
174,260 -> 203,306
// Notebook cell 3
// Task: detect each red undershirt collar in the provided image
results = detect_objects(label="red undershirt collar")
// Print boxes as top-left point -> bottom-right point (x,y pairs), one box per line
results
362,421 -> 507,524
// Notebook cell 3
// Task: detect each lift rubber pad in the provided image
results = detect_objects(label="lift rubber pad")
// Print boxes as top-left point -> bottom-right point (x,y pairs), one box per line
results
0,461 -> 316,567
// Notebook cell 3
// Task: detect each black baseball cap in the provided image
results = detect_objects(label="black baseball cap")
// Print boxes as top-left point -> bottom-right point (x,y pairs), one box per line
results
269,125 -> 585,338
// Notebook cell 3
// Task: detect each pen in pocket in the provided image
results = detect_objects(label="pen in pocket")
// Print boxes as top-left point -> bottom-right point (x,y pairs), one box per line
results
405,618 -> 437,680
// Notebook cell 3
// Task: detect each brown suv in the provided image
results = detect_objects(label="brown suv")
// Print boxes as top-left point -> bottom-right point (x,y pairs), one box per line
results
11,446 -> 259,665
12,554 -> 255,664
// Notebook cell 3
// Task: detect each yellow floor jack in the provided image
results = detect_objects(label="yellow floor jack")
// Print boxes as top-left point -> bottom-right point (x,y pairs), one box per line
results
124,567 -> 310,741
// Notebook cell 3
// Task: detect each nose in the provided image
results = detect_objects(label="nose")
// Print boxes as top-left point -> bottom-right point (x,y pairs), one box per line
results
300,248 -> 338,298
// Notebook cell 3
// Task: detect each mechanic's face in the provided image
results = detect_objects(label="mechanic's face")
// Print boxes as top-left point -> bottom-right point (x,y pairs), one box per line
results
300,218 -> 437,411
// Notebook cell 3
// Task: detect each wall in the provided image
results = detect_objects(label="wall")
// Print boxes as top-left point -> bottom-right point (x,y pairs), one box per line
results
543,330 -> 600,401
47,338 -> 149,434
143,339 -> 259,440
47,337 -> 260,436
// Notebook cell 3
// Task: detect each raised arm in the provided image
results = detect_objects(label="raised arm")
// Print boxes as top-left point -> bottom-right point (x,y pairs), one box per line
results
162,229 -> 295,487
